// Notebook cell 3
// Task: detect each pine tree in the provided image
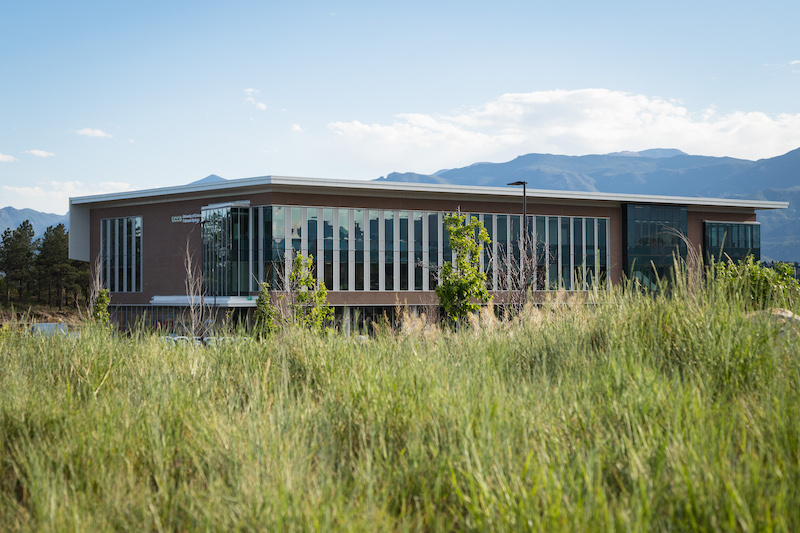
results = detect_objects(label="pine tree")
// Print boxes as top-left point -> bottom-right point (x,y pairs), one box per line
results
37,224 -> 73,309
0,220 -> 36,304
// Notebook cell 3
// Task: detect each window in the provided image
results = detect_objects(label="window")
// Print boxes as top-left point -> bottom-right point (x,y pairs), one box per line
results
201,205 -> 249,296
384,211 -> 394,291
704,221 -> 760,263
399,210 -> 409,290
100,216 -> 142,292
369,210 -> 380,291
623,204 -> 686,289
246,204 -> 610,295
354,209 -> 365,291
338,209 -> 349,290
413,212 -> 423,290
428,213 -> 439,289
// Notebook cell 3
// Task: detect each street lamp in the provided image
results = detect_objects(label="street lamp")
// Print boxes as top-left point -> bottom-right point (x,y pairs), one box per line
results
506,181 -> 527,236
507,181 -> 528,291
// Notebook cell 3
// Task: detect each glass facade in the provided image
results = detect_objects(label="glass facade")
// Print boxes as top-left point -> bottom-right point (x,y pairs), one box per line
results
201,205 -> 250,297
100,216 -> 142,292
623,204 -> 686,289
208,205 -> 611,297
704,221 -> 760,263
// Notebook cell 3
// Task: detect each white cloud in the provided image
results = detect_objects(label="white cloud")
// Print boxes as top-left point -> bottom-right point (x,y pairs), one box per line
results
292,124 -> 302,132
0,152 -> 17,162
76,128 -> 112,138
328,89 -> 800,171
790,60 -> 800,65
24,149 -> 55,158
245,96 -> 267,111
244,88 -> 267,111
1,181 -> 132,215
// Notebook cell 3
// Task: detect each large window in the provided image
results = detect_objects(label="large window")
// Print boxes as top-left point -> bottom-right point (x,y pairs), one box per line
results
246,205 -> 610,294
100,216 -> 142,292
354,209 -> 365,290
623,204 -> 686,289
201,205 -> 249,297
704,221 -> 760,263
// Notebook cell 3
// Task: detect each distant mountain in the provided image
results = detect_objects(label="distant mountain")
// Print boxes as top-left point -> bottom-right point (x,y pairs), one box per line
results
378,148 -> 800,261
377,149 -> 756,195
609,148 -> 688,158
5,157 -> 798,261
742,186 -> 800,261
718,147 -> 800,194
0,207 -> 68,238
190,174 -> 227,185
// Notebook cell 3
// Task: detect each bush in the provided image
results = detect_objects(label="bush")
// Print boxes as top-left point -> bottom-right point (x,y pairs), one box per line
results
288,252 -> 333,331
253,281 -> 280,336
91,288 -> 111,328
436,213 -> 491,323
713,256 -> 799,310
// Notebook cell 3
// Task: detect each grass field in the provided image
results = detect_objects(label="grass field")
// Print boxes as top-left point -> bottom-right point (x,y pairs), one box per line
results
1,278 -> 798,531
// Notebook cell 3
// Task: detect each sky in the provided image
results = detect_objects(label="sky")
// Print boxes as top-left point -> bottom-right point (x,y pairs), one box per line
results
1,0 -> 799,215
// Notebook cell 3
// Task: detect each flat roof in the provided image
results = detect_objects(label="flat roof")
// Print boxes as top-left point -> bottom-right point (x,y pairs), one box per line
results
69,175 -> 789,210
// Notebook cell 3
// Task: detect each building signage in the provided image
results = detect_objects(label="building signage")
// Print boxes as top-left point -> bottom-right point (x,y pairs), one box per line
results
171,214 -> 201,224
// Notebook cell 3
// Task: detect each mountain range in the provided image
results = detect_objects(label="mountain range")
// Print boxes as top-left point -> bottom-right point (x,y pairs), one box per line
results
378,147 -> 800,261
2,149 -> 798,260
0,206 -> 68,238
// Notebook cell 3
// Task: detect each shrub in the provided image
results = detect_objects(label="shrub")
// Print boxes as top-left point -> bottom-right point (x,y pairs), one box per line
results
713,256 -> 799,310
91,288 -> 111,328
436,213 -> 492,323
288,252 -> 333,331
253,281 -> 280,336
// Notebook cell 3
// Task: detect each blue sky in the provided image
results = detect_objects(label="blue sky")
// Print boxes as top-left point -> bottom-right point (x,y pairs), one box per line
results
2,0 -> 799,214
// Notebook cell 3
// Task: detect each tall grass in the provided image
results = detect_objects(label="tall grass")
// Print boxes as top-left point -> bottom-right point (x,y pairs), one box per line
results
0,276 -> 798,531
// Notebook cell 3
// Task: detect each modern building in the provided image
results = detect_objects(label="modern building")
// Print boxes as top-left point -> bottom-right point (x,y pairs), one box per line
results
68,175 -> 787,329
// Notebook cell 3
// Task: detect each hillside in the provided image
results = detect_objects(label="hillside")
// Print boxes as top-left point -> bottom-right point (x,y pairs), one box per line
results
379,148 -> 800,261
0,206 -> 68,237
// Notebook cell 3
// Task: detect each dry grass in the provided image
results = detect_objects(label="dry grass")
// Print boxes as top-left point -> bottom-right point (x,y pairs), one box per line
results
1,278 -> 798,531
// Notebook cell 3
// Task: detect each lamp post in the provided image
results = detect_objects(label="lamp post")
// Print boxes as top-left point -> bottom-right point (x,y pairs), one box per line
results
507,181 -> 527,239
507,181 -> 528,295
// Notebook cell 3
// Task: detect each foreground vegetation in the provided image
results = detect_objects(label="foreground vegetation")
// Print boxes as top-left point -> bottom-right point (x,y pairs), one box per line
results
1,275 -> 799,531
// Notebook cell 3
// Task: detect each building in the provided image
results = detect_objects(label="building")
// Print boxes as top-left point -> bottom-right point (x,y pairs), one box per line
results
68,175 -> 787,329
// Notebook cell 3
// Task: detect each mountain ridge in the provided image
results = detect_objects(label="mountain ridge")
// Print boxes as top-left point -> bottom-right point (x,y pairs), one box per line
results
3,155 -> 798,260
377,148 -> 800,261
0,207 -> 69,238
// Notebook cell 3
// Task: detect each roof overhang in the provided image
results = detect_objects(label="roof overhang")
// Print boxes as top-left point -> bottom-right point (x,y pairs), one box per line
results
68,175 -> 789,262
69,175 -> 790,211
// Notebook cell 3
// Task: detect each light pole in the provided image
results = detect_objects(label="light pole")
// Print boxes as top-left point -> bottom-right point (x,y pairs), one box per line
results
507,181 -> 527,237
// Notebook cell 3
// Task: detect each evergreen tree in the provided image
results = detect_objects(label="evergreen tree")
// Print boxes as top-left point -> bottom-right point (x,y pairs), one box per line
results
69,259 -> 91,309
37,224 -> 72,310
0,220 -> 36,304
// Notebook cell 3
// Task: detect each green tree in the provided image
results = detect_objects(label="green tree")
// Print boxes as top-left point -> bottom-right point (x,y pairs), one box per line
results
436,212 -> 492,323
68,259 -> 92,309
36,224 -> 73,309
253,281 -> 281,336
92,288 -> 111,328
0,220 -> 36,304
288,252 -> 333,331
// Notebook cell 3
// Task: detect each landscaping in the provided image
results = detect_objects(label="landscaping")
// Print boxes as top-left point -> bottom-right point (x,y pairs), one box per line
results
0,270 -> 798,530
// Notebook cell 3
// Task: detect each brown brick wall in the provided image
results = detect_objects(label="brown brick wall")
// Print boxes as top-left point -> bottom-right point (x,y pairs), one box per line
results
86,189 -> 759,306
